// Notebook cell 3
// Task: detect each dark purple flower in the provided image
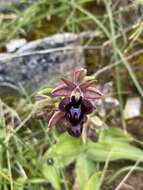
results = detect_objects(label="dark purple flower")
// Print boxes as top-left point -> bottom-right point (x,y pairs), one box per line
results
48,68 -> 103,137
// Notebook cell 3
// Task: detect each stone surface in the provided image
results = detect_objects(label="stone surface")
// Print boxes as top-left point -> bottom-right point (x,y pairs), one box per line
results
123,97 -> 142,119
6,39 -> 27,53
0,33 -> 84,96
0,0 -> 30,12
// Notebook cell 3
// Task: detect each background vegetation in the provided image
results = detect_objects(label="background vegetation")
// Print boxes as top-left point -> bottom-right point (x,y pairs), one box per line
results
0,0 -> 143,189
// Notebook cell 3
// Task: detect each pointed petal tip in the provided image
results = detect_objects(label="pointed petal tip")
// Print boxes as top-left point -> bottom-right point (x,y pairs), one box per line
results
61,78 -> 76,89
84,87 -> 103,100
79,79 -> 97,89
48,111 -> 65,128
73,67 -> 87,83
52,84 -> 72,97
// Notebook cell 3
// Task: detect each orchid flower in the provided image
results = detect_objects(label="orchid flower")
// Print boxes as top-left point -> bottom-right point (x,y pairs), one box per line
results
48,68 -> 103,138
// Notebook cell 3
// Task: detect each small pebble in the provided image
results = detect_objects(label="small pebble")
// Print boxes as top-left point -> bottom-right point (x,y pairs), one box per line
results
123,97 -> 142,119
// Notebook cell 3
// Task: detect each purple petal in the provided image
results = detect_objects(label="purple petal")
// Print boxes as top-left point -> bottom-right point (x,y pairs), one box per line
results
52,84 -> 72,97
59,97 -> 70,111
79,80 -> 97,90
81,99 -> 94,114
48,111 -> 65,128
61,78 -> 76,89
73,68 -> 87,84
84,87 -> 103,99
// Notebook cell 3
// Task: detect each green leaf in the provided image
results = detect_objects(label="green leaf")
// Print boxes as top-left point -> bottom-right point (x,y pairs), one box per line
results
27,178 -> 47,184
0,128 -> 6,140
76,155 -> 96,189
43,133 -> 84,168
37,87 -> 53,95
87,141 -> 143,162
85,75 -> 95,81
99,128 -> 133,144
88,128 -> 143,162
84,172 -> 101,190
42,163 -> 61,190
14,177 -> 26,190
44,128 -> 143,167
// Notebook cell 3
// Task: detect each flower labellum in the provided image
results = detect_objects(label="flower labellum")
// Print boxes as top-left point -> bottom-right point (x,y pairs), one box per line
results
48,68 -> 103,138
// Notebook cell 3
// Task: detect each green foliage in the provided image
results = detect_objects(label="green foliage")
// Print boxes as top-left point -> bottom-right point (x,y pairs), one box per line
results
108,166 -> 143,185
0,0 -> 143,189
84,172 -> 101,190
76,154 -> 97,189
42,164 -> 61,190
43,128 -> 143,189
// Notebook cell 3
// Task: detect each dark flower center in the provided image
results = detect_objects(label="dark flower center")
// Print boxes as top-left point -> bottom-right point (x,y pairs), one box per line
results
59,96 -> 93,125
65,96 -> 83,125
67,123 -> 83,138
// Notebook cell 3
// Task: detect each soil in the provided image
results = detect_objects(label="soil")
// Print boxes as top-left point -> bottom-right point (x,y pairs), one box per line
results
101,160 -> 143,190
107,172 -> 143,190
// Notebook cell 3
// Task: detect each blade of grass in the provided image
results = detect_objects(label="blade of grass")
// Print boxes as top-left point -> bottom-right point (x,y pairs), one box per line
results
108,166 -> 143,185
6,149 -> 13,190
115,156 -> 143,190
71,0 -> 143,98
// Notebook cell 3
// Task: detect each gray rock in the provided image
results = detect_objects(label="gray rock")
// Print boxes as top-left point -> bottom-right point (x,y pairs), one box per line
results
6,38 -> 27,52
123,97 -> 142,119
0,33 -> 84,96
0,0 -> 30,12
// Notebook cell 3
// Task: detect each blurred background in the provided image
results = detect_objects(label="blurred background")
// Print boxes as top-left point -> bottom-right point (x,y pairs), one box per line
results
0,0 -> 143,189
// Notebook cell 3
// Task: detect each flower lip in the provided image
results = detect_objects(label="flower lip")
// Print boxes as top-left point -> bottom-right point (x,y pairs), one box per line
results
67,124 -> 83,137
65,96 -> 83,125
59,96 -> 93,126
